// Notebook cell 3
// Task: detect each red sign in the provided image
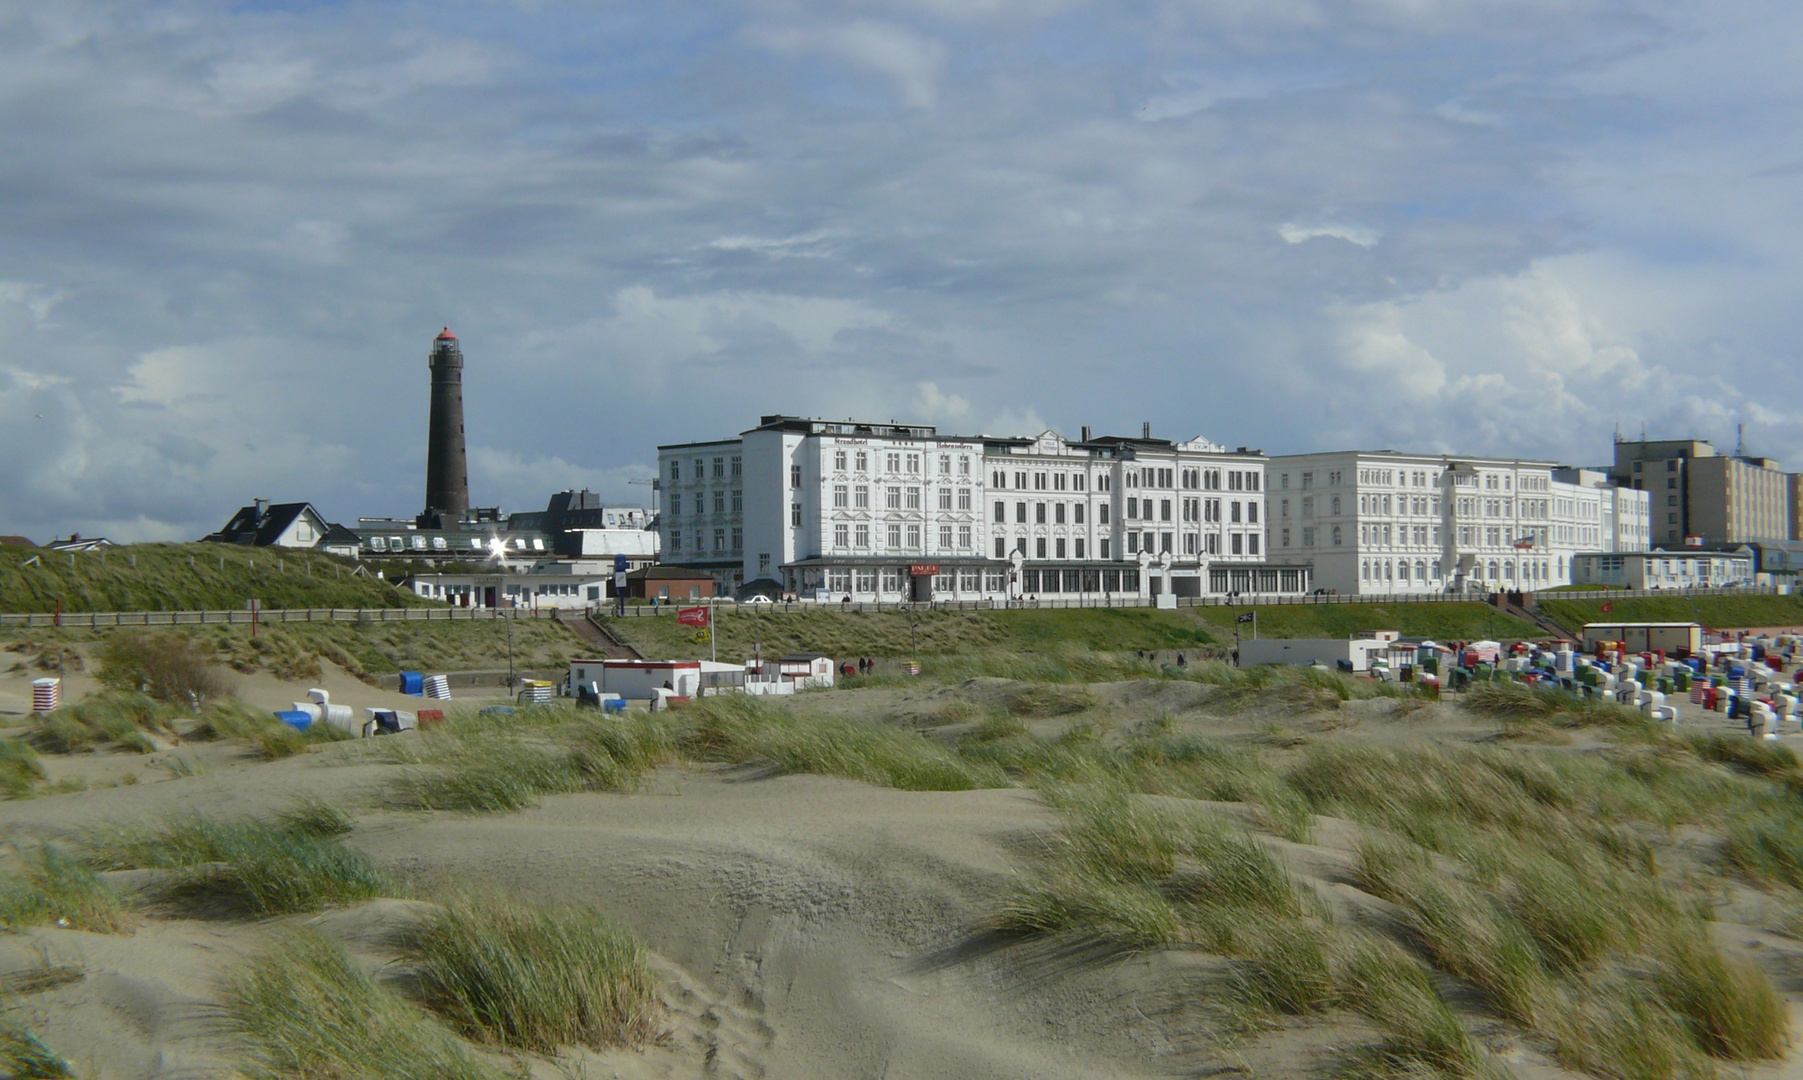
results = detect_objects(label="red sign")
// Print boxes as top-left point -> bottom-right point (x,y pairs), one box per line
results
677,606 -> 710,627
909,564 -> 940,576
1600,602 -> 1613,613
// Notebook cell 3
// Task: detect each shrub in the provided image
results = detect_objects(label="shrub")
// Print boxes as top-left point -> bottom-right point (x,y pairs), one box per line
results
29,691 -> 167,755
404,893 -> 661,1051
225,929 -> 504,1080
96,631 -> 228,707
82,812 -> 383,916
0,844 -> 126,932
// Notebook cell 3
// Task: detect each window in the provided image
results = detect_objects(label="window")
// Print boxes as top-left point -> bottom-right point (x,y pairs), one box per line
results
883,568 -> 902,593
1185,533 -> 1197,555
1074,504 -> 1084,524
887,452 -> 900,472
669,460 -> 681,481
668,532 -> 680,552
907,524 -> 921,547
1127,533 -> 1139,554
669,494 -> 681,516
1232,534 -> 1243,555
713,529 -> 726,552
1161,532 -> 1172,553
1160,499 -> 1171,521
960,456 -> 971,476
1036,537 -> 1047,559
887,487 -> 901,509
732,490 -> 743,512
856,569 -> 876,593
888,524 -> 902,546
955,488 -> 969,510
1249,503 -> 1259,524
940,525 -> 953,548
1017,502 -> 1027,523
834,450 -> 847,471
1100,537 -> 1110,558
1055,503 -> 1066,524
995,537 -> 1007,557
1035,502 -> 1047,524
856,451 -> 867,471
1055,538 -> 1066,558
855,486 -> 869,509
1099,504 -> 1109,525
790,464 -> 801,488
833,484 -> 848,508
856,524 -> 869,546
1249,534 -> 1260,555
712,490 -> 725,513
940,455 -> 951,475
1231,501 -> 1242,524
958,525 -> 971,548
994,501 -> 1006,523
907,454 -> 920,473
1281,527 -> 1290,547
731,528 -> 742,552
791,504 -> 802,527
906,487 -> 921,510
1054,473 -> 1066,491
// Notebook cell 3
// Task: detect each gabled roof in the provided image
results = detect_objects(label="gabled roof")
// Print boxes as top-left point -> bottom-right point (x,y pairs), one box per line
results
205,502 -> 328,546
321,523 -> 361,546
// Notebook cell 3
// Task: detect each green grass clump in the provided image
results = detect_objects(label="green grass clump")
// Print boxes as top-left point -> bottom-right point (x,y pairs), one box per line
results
1686,733 -> 1800,780
387,714 -> 671,812
680,695 -> 1006,791
1722,805 -> 1803,887
1656,929 -> 1788,1062
190,699 -> 352,760
0,844 -> 126,933
996,792 -> 1302,951
226,929 -> 504,1080
82,811 -> 382,915
0,740 -> 44,799
0,542 -> 413,614
1464,679 -> 1651,731
1334,935 -> 1481,1079
0,1016 -> 72,1078
29,691 -> 170,754
404,894 -> 661,1052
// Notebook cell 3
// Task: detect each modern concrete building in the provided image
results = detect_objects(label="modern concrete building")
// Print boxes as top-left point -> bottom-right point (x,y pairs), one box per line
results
1610,437 -> 1799,546
657,416 -> 1311,601
1270,451 -> 1620,595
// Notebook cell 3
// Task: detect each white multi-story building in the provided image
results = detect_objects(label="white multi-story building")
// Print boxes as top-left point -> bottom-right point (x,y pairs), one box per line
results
1554,468 -> 1652,553
657,416 -> 1311,601
1270,451 -> 1626,595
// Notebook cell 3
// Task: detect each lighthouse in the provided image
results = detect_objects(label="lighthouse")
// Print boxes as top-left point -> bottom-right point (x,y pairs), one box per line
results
421,327 -> 470,528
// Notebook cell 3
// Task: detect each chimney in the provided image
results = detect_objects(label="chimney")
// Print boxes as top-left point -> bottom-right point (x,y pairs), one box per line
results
253,498 -> 269,519
1080,425 -> 1091,442
1142,421 -> 1151,440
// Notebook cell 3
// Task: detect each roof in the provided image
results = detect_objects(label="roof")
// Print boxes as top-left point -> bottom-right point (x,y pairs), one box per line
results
205,502 -> 322,546
1582,622 -> 1702,629
321,524 -> 361,546
436,327 -> 456,341
779,652 -> 830,662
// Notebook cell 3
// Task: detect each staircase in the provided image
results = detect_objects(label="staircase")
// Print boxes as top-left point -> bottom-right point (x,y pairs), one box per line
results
554,609 -> 643,659
1495,592 -> 1580,642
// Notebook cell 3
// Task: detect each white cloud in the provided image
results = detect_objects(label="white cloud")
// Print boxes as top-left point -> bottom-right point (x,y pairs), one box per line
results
1278,222 -> 1382,247
748,20 -> 947,108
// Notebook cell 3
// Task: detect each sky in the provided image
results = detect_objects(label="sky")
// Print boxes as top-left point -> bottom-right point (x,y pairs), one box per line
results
2,0 -> 1800,542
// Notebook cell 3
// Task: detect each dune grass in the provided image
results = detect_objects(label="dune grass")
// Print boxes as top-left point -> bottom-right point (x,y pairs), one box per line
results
1722,804 -> 1803,888
403,893 -> 661,1052
1333,934 -> 1483,1079
0,844 -> 126,933
0,1016 -> 72,1079
81,810 -> 382,916
385,708 -> 672,812
225,929 -> 504,1080
190,698 -> 352,760
1464,679 -> 1654,731
0,740 -> 44,799
679,694 -> 1007,791
996,791 -> 1305,951
29,690 -> 171,754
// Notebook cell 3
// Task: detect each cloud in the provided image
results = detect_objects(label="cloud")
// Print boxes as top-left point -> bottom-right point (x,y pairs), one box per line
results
1278,222 -> 1382,247
747,20 -> 947,108
1,0 -> 1801,544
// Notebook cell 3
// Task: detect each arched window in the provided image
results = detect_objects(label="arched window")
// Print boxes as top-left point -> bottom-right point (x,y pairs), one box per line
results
1398,561 -> 1411,581
1504,560 -> 1516,580
1362,560 -> 1370,581
1487,560 -> 1499,580
1416,560 -> 1427,582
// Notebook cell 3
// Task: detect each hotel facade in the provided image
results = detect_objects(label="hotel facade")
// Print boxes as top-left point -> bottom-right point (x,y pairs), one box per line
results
657,416 -> 1312,601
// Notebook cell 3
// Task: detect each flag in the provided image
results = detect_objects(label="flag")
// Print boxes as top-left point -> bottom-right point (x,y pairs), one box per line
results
677,606 -> 710,627
1237,612 -> 1255,624
1600,602 -> 1613,613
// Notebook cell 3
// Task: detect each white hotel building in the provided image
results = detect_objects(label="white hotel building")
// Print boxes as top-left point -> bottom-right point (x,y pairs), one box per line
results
657,416 -> 1312,602
1270,451 -> 1651,596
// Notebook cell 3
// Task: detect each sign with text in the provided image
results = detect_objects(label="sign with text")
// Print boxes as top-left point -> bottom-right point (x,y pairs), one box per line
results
677,606 -> 710,628
909,564 -> 940,577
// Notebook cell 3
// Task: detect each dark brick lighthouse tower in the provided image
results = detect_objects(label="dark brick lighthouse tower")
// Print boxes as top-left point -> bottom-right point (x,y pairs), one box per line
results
420,327 -> 469,528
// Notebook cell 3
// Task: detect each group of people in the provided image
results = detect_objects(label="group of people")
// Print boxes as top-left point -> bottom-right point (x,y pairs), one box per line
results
840,656 -> 879,678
